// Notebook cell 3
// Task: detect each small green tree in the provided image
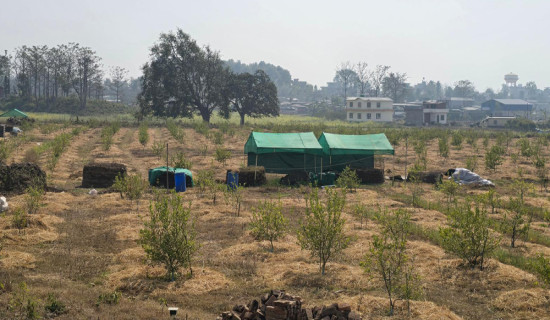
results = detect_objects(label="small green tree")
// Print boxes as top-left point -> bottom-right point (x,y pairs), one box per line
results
501,198 -> 531,248
351,203 -> 375,229
215,148 -> 231,165
438,136 -> 449,160
485,145 -> 504,172
249,200 -> 288,252
465,156 -> 477,172
336,166 -> 360,192
113,173 -> 148,210
152,142 -> 166,160
438,179 -> 461,211
138,122 -> 149,148
361,209 -> 421,316
8,282 -> 40,320
477,188 -> 500,215
24,185 -> 44,215
297,188 -> 350,275
451,132 -> 463,149
139,191 -> 199,281
224,185 -> 244,216
439,202 -> 499,270
171,152 -> 193,169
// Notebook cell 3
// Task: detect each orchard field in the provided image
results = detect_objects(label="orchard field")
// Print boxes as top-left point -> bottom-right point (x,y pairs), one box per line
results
1,115 -> 550,319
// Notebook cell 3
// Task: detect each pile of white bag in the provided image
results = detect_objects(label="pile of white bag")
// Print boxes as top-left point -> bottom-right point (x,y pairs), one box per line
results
0,196 -> 8,212
450,168 -> 494,187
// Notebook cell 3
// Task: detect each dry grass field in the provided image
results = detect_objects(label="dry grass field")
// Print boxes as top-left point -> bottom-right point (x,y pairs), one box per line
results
1,119 -> 550,319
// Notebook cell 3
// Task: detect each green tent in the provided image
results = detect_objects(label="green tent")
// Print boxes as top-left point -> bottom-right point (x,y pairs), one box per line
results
318,133 -> 394,172
0,109 -> 28,118
244,132 -> 324,174
148,166 -> 193,188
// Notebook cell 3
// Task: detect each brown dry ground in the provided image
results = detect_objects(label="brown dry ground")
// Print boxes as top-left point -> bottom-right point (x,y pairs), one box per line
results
1,124 -> 550,319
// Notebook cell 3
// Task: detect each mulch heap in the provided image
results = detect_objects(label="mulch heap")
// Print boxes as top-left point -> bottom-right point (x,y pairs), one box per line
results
0,162 -> 47,193
407,171 -> 443,184
355,168 -> 384,184
238,166 -> 267,187
217,290 -> 361,320
82,162 -> 127,188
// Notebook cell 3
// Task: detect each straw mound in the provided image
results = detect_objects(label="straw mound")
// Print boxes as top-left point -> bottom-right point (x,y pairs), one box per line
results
175,267 -> 232,294
1,251 -> 36,269
492,288 -> 550,312
330,295 -> 462,320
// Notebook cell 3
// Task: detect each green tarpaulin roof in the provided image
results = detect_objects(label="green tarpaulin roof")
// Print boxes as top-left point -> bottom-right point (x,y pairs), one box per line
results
244,132 -> 324,155
148,166 -> 193,186
0,109 -> 28,118
318,133 -> 394,156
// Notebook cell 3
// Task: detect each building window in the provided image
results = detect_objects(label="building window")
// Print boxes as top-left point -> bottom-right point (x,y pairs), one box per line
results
349,113 -> 353,119
440,115 -> 445,121
377,102 -> 381,108
367,113 -> 371,119
494,120 -> 498,125
376,113 -> 381,119
357,113 -> 362,119
367,102 -> 371,108
349,102 -> 353,108
358,102 -> 361,108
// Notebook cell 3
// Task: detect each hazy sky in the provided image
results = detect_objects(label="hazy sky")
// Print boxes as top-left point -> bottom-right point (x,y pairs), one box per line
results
2,0 -> 549,91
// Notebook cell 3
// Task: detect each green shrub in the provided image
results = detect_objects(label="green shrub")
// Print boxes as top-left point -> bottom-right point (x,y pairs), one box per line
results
215,148 -> 231,165
439,202 -> 499,270
336,166 -> 360,193
171,152 -> 192,169
96,291 -> 121,306
152,141 -> 166,160
44,293 -> 66,316
166,119 -> 184,142
24,185 -> 44,215
297,188 -> 350,275
12,208 -> 28,230
212,131 -> 224,145
249,200 -> 288,252
138,122 -> 149,147
139,191 -> 199,280
485,145 -> 504,172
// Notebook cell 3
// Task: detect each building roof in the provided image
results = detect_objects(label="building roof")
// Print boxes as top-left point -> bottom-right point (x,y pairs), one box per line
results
346,97 -> 393,102
493,99 -> 532,105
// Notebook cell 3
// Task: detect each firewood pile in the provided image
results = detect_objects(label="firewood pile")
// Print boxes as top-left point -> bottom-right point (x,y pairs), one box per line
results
217,290 -> 361,320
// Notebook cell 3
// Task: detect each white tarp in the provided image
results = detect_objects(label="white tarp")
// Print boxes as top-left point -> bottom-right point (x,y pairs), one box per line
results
451,168 -> 494,187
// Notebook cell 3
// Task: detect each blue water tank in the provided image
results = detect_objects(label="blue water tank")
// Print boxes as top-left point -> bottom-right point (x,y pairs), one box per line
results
227,171 -> 239,190
174,172 -> 187,192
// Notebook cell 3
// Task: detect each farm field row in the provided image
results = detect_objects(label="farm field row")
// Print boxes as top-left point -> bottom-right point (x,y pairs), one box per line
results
1,120 -> 550,319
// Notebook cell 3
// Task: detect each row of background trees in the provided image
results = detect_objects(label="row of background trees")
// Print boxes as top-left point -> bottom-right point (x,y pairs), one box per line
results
2,29 -> 550,119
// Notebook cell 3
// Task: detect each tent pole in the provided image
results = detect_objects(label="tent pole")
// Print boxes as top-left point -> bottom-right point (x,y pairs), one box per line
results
166,143 -> 169,192
254,154 -> 258,181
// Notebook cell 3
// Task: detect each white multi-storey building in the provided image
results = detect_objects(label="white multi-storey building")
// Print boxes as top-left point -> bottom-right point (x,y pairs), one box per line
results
346,97 -> 393,122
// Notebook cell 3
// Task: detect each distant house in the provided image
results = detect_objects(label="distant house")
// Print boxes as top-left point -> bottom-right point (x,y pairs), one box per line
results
481,99 -> 533,118
479,116 -> 516,128
346,97 -> 393,122
446,97 -> 474,109
403,100 -> 448,125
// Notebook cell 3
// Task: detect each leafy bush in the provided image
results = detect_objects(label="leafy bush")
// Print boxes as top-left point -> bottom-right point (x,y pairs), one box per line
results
171,152 -> 192,169
249,200 -> 288,252
152,141 -> 166,160
439,202 -> 499,270
139,191 -> 199,280
465,155 -> 477,172
212,131 -> 224,145
44,293 -> 66,316
361,208 -> 421,316
8,282 -> 40,319
96,291 -> 121,306
297,188 -> 350,275
485,145 -> 505,172
166,118 -> 184,142
138,122 -> 149,147
24,185 -> 44,215
113,173 -> 148,203
336,166 -> 360,193
215,147 -> 231,165
438,136 -> 449,159
12,208 -> 28,230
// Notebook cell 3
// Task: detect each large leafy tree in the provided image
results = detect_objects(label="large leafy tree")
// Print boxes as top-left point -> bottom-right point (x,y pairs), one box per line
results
139,29 -> 229,122
226,70 -> 279,126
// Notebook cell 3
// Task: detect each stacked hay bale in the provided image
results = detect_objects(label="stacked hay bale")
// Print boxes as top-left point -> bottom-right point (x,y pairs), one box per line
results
82,163 -> 127,188
280,170 -> 310,186
218,290 -> 361,320
238,166 -> 267,187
